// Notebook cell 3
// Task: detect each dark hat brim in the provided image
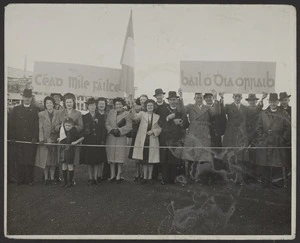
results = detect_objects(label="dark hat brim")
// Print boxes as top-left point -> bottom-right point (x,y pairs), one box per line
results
153,92 -> 166,97
245,98 -> 259,101
279,95 -> 291,101
166,96 -> 179,99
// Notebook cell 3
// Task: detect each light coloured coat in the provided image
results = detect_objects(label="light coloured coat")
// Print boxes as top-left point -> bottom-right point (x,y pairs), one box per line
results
183,102 -> 220,162
132,111 -> 161,163
35,110 -> 60,169
105,109 -> 132,163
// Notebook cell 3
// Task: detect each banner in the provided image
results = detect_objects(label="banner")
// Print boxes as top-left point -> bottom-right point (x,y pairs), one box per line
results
32,61 -> 123,98
180,61 -> 276,93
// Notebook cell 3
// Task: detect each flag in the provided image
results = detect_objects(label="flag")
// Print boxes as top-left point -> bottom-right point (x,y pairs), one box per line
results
120,10 -> 135,97
58,123 -> 66,142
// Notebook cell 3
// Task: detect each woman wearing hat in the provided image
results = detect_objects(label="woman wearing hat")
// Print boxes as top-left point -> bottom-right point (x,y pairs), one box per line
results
128,94 -> 148,181
81,98 -> 107,185
56,93 -> 83,184
106,97 -> 132,183
130,99 -> 161,184
35,96 -> 61,185
255,93 -> 291,188
96,97 -> 109,182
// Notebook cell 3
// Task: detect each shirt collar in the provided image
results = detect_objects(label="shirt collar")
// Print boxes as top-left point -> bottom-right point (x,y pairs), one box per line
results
23,104 -> 30,108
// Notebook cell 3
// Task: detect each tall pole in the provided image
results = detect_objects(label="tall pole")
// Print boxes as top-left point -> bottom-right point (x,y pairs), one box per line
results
23,54 -> 27,78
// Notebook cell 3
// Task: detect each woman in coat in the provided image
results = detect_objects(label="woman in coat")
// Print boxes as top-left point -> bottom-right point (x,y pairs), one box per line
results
255,93 -> 291,187
35,96 -> 60,184
55,93 -> 83,184
128,94 -> 148,181
96,97 -> 109,182
81,98 -> 107,185
105,97 -> 132,183
131,99 -> 161,184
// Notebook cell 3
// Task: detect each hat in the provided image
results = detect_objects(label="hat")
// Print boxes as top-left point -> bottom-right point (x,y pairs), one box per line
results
50,93 -> 63,99
153,88 -> 165,97
85,97 -> 97,105
269,93 -> 279,101
166,91 -> 179,99
279,92 -> 291,101
22,89 -> 33,98
203,93 -> 213,98
64,117 -> 74,125
63,93 -> 76,101
245,94 -> 259,101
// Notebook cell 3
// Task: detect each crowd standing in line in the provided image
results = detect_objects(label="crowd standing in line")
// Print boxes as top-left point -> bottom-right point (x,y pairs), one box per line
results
7,88 -> 292,189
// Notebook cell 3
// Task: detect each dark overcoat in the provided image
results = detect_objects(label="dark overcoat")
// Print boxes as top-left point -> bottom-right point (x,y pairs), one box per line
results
9,104 -> 39,165
210,101 -> 227,147
255,107 -> 291,167
223,103 -> 249,161
158,104 -> 189,164
80,112 -> 107,165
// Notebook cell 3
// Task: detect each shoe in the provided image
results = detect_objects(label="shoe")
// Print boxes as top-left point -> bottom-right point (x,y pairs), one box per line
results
44,179 -> 50,185
140,179 -> 147,184
116,178 -> 124,184
88,179 -> 94,186
65,182 -> 73,188
61,182 -> 67,187
72,180 -> 76,186
97,177 -> 103,183
134,176 -> 139,181
50,180 -> 57,185
108,177 -> 116,183
94,179 -> 99,186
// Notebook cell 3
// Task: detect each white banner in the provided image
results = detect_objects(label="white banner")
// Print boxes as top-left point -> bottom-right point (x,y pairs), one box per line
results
32,61 -> 123,98
180,61 -> 276,93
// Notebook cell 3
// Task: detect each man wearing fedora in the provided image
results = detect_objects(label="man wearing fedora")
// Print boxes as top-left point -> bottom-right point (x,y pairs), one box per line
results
179,90 -> 220,185
244,93 -> 267,183
153,88 -> 167,180
9,89 -> 39,185
279,92 -> 291,117
158,91 -> 189,185
51,93 -> 64,111
255,93 -> 291,188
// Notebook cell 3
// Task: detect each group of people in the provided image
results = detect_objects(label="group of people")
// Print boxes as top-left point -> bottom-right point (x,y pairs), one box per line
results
7,87 -> 291,188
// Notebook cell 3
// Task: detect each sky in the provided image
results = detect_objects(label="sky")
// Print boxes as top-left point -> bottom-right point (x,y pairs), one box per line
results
5,4 -> 296,104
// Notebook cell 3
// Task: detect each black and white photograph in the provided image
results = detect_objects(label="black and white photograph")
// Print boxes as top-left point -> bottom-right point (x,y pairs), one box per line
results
4,4 -> 296,240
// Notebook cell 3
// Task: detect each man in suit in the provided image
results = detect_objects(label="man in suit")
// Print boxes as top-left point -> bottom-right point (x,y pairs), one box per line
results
9,89 -> 39,185
203,93 -> 227,173
255,93 -> 291,188
153,88 -> 167,180
179,91 -> 220,185
158,91 -> 189,185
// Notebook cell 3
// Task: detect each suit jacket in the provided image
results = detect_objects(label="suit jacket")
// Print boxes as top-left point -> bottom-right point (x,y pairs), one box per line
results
82,112 -> 107,144
255,107 -> 291,167
9,104 -> 39,141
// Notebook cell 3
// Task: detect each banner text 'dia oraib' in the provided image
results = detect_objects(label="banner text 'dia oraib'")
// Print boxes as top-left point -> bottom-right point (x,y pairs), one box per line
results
180,61 -> 276,93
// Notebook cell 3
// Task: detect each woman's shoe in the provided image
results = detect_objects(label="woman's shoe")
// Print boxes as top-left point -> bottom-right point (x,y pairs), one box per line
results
108,177 -> 116,183
94,179 -> 99,186
65,182 -> 73,188
44,179 -> 50,185
133,176 -> 139,181
50,179 -> 57,185
116,178 -> 124,184
140,179 -> 147,185
88,179 -> 94,186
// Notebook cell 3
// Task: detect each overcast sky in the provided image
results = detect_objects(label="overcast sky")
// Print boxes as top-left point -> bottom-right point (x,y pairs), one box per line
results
5,4 -> 296,103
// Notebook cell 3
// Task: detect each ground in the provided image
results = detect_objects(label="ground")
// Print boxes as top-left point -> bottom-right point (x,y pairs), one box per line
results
6,163 -> 291,236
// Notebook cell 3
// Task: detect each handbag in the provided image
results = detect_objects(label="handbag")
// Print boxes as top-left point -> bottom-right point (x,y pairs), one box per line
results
117,117 -> 132,137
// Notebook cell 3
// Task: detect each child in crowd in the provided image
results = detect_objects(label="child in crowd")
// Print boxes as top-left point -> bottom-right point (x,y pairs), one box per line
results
59,117 -> 84,188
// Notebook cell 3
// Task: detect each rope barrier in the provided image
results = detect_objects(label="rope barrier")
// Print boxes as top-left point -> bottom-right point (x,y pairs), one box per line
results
6,140 -> 291,149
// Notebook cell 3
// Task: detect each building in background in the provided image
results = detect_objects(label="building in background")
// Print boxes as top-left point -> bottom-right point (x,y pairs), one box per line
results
7,67 -> 88,113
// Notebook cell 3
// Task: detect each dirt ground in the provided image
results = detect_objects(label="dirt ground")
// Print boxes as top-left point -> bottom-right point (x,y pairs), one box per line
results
6,162 -> 291,236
